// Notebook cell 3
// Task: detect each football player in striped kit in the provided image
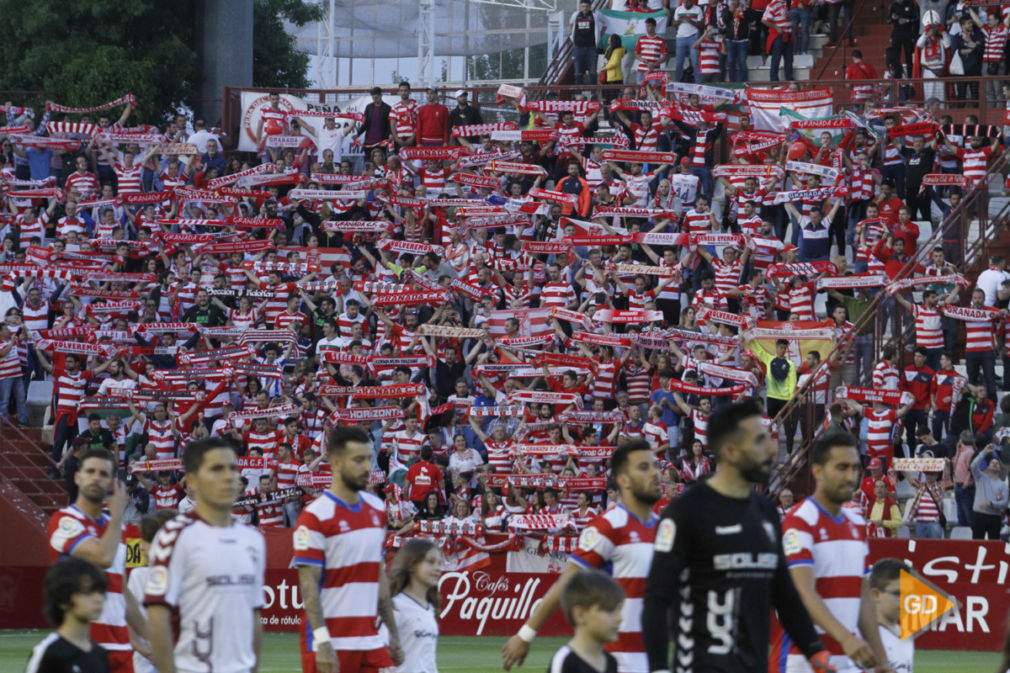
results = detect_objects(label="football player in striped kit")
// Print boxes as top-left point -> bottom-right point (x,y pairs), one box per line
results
771,431 -> 893,673
503,440 -> 662,673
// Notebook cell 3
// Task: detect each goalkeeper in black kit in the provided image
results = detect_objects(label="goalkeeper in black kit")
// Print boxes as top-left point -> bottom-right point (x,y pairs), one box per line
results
642,400 -> 836,673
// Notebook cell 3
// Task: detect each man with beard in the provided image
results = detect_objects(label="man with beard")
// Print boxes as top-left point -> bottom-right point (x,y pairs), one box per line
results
47,448 -> 147,672
292,426 -> 404,673
642,400 -> 834,673
770,432 -> 892,673
503,440 -> 661,673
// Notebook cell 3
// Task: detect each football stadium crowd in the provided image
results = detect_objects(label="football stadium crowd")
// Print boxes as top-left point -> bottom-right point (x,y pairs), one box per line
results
0,70 -> 1007,564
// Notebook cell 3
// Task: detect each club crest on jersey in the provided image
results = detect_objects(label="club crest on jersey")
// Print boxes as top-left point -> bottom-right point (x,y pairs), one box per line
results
654,518 -> 676,552
578,526 -> 599,552
145,566 -> 169,596
783,528 -> 803,556
293,525 -> 311,551
59,516 -> 84,536
338,520 -> 350,532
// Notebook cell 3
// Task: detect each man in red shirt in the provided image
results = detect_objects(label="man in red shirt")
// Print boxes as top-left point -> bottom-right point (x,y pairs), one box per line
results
404,445 -> 444,511
872,233 -> 918,280
414,87 -> 449,147
859,457 -> 896,513
845,50 -> 878,105
546,366 -> 594,398
890,206 -> 920,255
875,177 -> 904,223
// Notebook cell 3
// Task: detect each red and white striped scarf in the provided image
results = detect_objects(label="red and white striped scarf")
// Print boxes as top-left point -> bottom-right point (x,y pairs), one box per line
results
940,304 -> 1001,322
451,122 -> 517,137
230,403 -> 299,422
601,149 -> 676,164
46,122 -> 99,136
207,163 -> 275,189
521,100 -> 601,115
46,94 -> 135,114
370,290 -> 448,307
236,329 -> 298,344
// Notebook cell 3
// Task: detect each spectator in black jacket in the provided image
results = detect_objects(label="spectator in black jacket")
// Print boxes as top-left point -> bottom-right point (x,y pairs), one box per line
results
723,0 -> 751,82
78,413 -> 114,451
448,90 -> 483,145
357,86 -> 392,153
888,0 -> 920,77
901,135 -> 936,220
181,289 -> 227,327
133,328 -> 201,370
952,16 -> 984,106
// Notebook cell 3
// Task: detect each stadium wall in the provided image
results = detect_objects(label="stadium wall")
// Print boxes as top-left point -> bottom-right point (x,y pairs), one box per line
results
4,527 -> 1005,649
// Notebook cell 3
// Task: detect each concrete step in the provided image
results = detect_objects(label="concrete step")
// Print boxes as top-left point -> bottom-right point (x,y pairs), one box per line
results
746,53 -> 816,69
745,66 -> 813,83
3,450 -> 51,470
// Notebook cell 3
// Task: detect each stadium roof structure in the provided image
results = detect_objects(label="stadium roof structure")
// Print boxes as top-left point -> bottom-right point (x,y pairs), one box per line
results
291,0 -> 566,87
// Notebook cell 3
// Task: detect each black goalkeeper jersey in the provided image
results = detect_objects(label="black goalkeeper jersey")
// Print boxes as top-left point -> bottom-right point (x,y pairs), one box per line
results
642,481 -> 823,673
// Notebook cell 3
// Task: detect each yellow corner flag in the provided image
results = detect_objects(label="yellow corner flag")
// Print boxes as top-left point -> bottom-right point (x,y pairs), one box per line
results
899,568 -> 958,640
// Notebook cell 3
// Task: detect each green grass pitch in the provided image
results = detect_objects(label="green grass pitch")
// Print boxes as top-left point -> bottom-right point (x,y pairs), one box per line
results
1,630 -> 1000,672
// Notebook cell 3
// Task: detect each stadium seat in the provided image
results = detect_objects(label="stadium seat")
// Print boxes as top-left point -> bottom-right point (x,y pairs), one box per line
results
26,380 -> 53,428
914,221 -> 932,248
813,292 -> 828,319
949,526 -> 972,540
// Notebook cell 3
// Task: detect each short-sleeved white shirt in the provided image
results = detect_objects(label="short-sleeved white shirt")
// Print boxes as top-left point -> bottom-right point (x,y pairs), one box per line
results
144,514 -> 265,673
392,593 -> 439,673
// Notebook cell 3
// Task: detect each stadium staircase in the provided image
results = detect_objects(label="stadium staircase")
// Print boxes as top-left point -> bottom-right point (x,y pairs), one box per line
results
0,424 -> 64,520
0,423 -> 57,628
810,0 -> 889,91
772,167 -> 1010,498
538,0 -> 837,88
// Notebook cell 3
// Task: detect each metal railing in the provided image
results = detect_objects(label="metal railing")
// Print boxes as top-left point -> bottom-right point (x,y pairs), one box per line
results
536,0 -> 611,89
224,72 -> 1010,148
769,154 -> 1010,496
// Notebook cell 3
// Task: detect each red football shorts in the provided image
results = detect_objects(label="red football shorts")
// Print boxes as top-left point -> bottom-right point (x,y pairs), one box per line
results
300,647 -> 394,673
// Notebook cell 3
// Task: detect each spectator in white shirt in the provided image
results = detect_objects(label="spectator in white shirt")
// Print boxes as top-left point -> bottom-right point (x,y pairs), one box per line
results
976,255 -> 1010,306
186,119 -> 221,155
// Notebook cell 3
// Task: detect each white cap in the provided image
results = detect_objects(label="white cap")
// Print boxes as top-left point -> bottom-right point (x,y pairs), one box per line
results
454,89 -> 467,99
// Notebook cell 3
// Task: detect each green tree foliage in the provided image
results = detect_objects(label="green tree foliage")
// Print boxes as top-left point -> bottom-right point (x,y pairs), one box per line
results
0,0 -> 198,120
0,0 -> 319,121
253,0 -> 323,90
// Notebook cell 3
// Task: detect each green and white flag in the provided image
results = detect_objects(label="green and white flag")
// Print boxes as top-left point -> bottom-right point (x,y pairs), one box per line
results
597,9 -> 668,51
780,108 -> 851,147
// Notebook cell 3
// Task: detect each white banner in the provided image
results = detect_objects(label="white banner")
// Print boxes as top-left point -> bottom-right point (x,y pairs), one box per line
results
237,91 -> 398,154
